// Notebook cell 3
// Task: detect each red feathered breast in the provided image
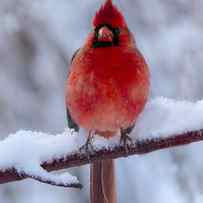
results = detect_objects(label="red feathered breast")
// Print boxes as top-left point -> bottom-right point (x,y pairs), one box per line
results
66,47 -> 150,134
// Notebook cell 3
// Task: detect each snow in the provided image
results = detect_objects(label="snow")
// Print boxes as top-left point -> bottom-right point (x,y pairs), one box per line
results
0,129 -> 80,187
135,97 -> 203,139
1,97 -> 203,186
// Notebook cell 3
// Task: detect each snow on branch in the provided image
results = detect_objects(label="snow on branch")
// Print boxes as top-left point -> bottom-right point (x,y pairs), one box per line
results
1,98 -> 203,188
0,130 -> 82,188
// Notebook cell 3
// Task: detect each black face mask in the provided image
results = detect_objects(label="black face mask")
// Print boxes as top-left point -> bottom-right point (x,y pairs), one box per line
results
93,24 -> 120,48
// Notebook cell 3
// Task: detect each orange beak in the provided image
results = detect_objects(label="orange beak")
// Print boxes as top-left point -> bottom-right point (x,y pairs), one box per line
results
98,26 -> 113,42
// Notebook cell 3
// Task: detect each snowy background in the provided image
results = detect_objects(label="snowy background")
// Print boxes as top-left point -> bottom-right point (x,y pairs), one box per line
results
0,0 -> 203,202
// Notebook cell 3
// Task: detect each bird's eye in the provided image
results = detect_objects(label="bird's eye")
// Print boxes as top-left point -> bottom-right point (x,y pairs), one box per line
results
113,28 -> 120,35
95,30 -> 99,38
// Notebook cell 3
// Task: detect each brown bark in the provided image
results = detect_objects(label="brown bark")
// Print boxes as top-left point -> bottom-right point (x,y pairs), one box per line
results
91,159 -> 117,203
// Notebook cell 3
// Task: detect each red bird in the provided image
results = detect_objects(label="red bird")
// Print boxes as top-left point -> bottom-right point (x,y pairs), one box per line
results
65,0 -> 150,202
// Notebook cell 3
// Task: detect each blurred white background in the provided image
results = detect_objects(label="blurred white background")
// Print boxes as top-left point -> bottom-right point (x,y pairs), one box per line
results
0,0 -> 203,202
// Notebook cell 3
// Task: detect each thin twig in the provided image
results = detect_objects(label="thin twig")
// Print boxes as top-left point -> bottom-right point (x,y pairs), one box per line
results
21,172 -> 82,189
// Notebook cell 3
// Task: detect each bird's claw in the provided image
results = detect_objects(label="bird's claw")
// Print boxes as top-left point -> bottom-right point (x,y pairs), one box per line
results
120,133 -> 133,155
79,135 -> 94,159
79,142 -> 94,153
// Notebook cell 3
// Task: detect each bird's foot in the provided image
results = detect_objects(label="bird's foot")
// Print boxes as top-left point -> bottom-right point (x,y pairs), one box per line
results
79,132 -> 94,159
120,130 -> 133,155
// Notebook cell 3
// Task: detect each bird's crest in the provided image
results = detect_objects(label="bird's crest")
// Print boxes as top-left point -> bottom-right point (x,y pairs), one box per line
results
93,0 -> 126,28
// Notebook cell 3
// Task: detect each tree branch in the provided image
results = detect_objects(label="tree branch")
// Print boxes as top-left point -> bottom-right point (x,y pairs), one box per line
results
1,129 -> 203,186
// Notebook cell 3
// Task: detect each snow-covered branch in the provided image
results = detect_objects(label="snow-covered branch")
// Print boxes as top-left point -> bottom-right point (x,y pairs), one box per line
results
1,98 -> 203,188
1,129 -> 203,188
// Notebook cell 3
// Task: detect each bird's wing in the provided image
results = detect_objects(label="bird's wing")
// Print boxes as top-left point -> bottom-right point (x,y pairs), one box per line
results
66,108 -> 79,132
66,49 -> 81,132
71,48 -> 80,64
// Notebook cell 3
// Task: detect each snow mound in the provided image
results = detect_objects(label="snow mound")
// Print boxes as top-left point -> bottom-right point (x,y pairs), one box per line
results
135,97 -> 203,139
0,129 -> 80,187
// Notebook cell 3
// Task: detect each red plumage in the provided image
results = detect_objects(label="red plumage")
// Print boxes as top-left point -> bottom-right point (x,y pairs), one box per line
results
65,1 -> 150,137
93,0 -> 126,28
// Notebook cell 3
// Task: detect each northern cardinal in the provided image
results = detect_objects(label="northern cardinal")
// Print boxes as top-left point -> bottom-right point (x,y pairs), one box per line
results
65,0 -> 150,202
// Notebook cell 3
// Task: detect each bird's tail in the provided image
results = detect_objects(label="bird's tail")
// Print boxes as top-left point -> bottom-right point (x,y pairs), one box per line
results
90,159 -> 117,203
